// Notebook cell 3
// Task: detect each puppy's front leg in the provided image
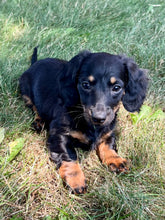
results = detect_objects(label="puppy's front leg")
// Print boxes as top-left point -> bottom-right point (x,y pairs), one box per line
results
96,136 -> 128,173
48,121 -> 87,194
59,161 -> 87,194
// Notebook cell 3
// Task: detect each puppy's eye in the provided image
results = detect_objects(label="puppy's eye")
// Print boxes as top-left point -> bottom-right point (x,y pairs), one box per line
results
82,81 -> 91,90
112,85 -> 121,92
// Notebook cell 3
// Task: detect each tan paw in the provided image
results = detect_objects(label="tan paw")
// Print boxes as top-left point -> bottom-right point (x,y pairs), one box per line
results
59,161 -> 87,194
97,143 -> 129,174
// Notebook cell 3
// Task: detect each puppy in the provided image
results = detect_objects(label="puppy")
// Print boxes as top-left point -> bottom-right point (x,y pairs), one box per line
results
19,48 -> 148,194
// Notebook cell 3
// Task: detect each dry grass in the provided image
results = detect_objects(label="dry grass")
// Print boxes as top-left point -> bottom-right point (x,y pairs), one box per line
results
0,105 -> 165,219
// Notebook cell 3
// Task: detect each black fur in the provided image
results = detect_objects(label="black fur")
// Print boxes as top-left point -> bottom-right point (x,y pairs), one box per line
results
31,47 -> 38,65
19,48 -> 148,169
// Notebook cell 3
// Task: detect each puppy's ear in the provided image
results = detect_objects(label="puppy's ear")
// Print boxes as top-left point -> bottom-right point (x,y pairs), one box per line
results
59,51 -> 91,106
68,50 -> 91,81
121,57 -> 149,112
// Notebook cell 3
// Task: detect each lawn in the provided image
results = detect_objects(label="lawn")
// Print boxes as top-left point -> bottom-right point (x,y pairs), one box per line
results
0,0 -> 165,219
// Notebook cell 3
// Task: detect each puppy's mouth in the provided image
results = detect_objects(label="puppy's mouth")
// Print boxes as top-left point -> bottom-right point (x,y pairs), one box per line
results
90,113 -> 107,125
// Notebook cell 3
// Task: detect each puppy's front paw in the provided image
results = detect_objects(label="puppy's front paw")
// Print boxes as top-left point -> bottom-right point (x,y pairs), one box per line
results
97,143 -> 129,174
108,157 -> 128,174
59,161 -> 87,194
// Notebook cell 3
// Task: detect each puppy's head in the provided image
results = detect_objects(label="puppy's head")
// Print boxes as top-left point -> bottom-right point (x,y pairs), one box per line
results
68,52 -> 148,126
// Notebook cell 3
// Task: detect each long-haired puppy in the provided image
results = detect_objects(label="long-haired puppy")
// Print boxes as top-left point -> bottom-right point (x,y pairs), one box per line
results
19,48 -> 148,194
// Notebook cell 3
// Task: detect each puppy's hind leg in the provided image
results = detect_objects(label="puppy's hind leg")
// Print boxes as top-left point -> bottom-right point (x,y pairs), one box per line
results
31,105 -> 45,133
20,70 -> 44,133
22,95 -> 44,133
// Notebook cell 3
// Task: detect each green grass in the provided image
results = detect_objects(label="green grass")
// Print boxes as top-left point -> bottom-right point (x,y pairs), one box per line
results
0,0 -> 165,219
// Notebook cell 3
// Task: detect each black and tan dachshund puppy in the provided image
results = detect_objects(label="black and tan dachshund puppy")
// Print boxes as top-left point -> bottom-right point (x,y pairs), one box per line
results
19,48 -> 148,194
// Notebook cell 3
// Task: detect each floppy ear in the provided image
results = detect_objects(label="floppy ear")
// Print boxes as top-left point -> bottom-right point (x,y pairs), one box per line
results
59,50 -> 91,106
68,50 -> 91,81
121,57 -> 149,112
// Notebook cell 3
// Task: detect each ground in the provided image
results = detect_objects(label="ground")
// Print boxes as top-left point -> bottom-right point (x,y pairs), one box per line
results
0,0 -> 165,219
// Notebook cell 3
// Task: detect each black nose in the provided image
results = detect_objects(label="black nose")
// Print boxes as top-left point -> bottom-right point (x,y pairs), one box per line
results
92,116 -> 106,124
91,103 -> 107,124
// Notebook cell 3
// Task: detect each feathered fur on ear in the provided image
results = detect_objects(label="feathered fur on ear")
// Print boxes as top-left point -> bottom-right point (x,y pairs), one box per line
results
68,50 -> 91,81
59,50 -> 91,107
121,57 -> 149,112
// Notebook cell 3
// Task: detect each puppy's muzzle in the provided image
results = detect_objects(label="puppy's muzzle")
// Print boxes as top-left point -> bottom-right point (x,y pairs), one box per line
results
90,104 -> 112,124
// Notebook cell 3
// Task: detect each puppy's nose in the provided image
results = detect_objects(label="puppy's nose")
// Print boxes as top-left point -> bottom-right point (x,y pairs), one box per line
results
91,104 -> 107,124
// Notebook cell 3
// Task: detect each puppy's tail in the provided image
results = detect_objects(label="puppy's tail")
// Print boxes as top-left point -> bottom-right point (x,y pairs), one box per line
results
31,47 -> 38,65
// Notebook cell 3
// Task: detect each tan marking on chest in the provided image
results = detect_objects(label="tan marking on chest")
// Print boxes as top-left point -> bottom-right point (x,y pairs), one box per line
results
70,131 -> 89,144
100,131 -> 112,143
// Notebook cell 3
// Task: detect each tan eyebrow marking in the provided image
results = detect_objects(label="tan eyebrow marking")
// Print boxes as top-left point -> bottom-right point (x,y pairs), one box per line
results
88,75 -> 95,82
110,77 -> 116,84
